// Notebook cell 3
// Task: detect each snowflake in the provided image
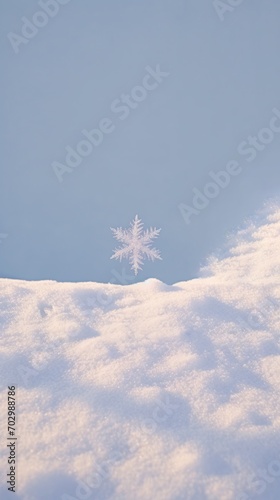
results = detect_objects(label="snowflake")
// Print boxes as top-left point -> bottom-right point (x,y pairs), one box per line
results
110,215 -> 162,275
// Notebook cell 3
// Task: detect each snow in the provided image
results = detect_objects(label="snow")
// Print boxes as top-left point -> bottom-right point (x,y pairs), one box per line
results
0,205 -> 279,499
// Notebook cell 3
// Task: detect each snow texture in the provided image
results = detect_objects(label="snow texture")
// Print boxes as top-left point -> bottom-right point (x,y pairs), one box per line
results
110,215 -> 161,275
0,205 -> 280,500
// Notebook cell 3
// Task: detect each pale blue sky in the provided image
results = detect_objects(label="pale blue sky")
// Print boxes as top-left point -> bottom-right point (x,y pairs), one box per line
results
1,0 -> 280,283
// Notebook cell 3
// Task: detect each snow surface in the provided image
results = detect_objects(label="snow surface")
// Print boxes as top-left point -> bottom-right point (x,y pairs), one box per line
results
0,205 -> 280,500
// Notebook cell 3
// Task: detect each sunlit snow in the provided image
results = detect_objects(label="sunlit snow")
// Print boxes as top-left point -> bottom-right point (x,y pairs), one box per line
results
0,205 -> 279,500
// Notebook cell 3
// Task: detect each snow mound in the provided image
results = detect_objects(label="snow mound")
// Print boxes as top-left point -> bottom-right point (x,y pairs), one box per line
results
0,207 -> 280,500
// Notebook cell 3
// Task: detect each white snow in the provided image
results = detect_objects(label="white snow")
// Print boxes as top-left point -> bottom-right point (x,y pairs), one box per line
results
0,205 -> 280,500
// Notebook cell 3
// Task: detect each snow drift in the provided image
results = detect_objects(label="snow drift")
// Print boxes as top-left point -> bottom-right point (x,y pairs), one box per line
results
0,205 -> 280,500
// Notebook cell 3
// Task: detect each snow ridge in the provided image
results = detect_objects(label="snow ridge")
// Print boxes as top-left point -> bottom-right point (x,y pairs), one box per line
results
0,206 -> 279,500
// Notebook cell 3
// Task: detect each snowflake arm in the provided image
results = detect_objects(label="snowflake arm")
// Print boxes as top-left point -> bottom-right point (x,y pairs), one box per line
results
141,227 -> 161,245
110,227 -> 131,244
141,245 -> 162,261
129,250 -> 144,275
110,246 -> 131,262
